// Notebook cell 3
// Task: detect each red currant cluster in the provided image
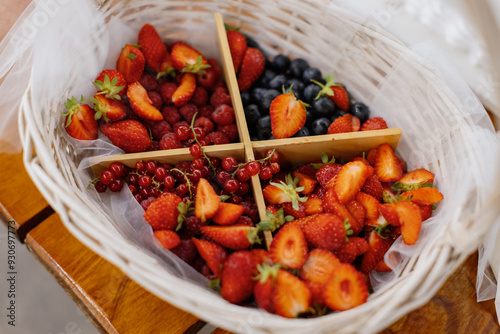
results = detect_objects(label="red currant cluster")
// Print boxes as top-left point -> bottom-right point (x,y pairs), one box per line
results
93,162 -> 126,193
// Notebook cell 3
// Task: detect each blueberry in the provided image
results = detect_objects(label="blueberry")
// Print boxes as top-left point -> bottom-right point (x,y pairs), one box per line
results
290,58 -> 309,78
268,74 -> 287,91
240,91 -> 251,107
257,127 -> 274,141
311,117 -> 331,135
259,89 -> 280,112
303,84 -> 322,104
256,115 -> 271,130
285,78 -> 304,100
305,110 -> 314,126
271,54 -> 290,73
330,109 -> 347,122
244,104 -> 262,126
246,36 -> 260,49
255,69 -> 276,88
350,102 -> 370,124
251,87 -> 267,105
312,97 -> 335,117
294,126 -> 311,137
302,67 -> 322,84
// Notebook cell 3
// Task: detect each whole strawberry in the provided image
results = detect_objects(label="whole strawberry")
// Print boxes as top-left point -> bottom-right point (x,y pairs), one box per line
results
144,193 -> 182,230
237,47 -> 265,91
62,96 -> 98,141
220,251 -> 256,304
100,119 -> 151,153
227,30 -> 247,73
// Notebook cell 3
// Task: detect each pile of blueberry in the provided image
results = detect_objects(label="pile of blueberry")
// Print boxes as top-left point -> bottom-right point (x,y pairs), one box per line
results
240,53 -> 370,140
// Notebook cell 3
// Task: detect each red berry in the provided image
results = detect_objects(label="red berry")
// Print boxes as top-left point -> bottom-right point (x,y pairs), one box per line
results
201,165 -> 210,177
222,156 -> 238,172
179,104 -> 198,123
246,161 -> 260,176
236,181 -> 250,195
149,120 -> 172,140
270,162 -> 280,174
199,105 -> 214,118
162,105 -> 181,125
146,161 -> 157,174
154,166 -> 167,180
192,127 -> 206,140
210,157 -> 222,168
158,81 -> 178,104
192,157 -> 205,170
135,161 -> 145,171
139,73 -> 158,91
218,124 -> 238,142
190,86 -> 209,106
224,178 -> 240,193
95,181 -> 107,193
197,68 -> 218,90
139,175 -> 152,187
128,184 -> 138,194
211,104 -> 235,125
177,183 -> 188,196
260,167 -> 272,180
134,193 -> 144,202
210,87 -> 232,107
237,167 -> 250,182
190,143 -> 202,157
230,194 -> 244,204
109,162 -> 125,178
266,149 -> 280,163
100,169 -> 114,185
109,178 -> 124,192
190,169 -> 202,183
163,175 -> 175,189
159,132 -> 182,150
128,174 -> 139,185
175,125 -> 190,141
217,170 -> 230,185
206,131 -> 230,145
148,90 -> 163,110
194,117 -> 214,134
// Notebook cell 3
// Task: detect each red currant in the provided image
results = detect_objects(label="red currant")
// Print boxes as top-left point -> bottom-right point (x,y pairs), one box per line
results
99,169 -> 114,185
139,175 -> 152,187
135,161 -> 145,171
128,184 -> 138,194
191,157 -> 205,170
189,143 -> 202,158
270,162 -> 280,174
177,183 -> 188,196
146,161 -> 157,174
260,166 -> 272,180
176,125 -> 190,140
134,193 -> 144,202
201,165 -> 210,177
154,166 -> 167,180
150,187 -> 161,197
109,162 -> 125,178
266,149 -> 280,163
95,181 -> 107,193
236,167 -> 250,182
224,178 -> 239,193
191,169 -> 202,183
192,127 -> 206,140
230,194 -> 244,204
236,181 -> 250,195
216,170 -> 230,185
210,157 -> 222,168
163,175 -> 175,189
109,179 -> 124,192
246,161 -> 260,176
222,156 -> 237,172
128,174 -> 139,185
140,187 -> 150,198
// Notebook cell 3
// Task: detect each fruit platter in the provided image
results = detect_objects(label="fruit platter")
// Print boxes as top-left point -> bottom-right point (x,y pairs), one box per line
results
16,1 -> 500,333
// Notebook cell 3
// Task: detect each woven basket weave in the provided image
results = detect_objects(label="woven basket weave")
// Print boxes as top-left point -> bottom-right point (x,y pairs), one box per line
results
18,0 -> 500,333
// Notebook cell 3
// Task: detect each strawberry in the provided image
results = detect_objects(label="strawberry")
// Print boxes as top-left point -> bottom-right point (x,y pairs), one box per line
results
100,119 -> 151,153
269,223 -> 308,269
305,280 -> 327,307
172,73 -> 197,107
361,117 -> 388,131
360,230 -> 393,274
127,82 -> 163,120
334,237 -> 369,263
269,91 -> 307,139
382,183 -> 399,203
374,143 -> 402,182
237,47 -> 265,91
398,156 -> 407,173
323,263 -> 368,311
303,195 -> 324,215
144,193 -> 182,230
351,115 -> 361,131
327,114 -> 352,134
400,187 -> 443,206
192,238 -> 227,277
419,204 -> 433,221
334,161 -> 372,204
355,192 -> 380,221
392,168 -> 435,192
90,94 -> 127,122
291,171 -> 317,195
272,269 -> 311,318
352,156 -> 371,166
301,213 -> 346,251
170,41 -> 210,74
345,200 -> 365,226
393,201 -> 422,245
282,201 -> 306,218
262,174 -> 307,210
157,50 -> 176,79
116,44 -> 146,84
379,203 -> 400,226
200,225 -> 260,250
312,74 -> 350,111
366,148 -> 378,166
153,230 -> 181,250
195,178 -> 220,223
220,251 -> 256,304
374,259 -> 392,272
94,69 -> 126,99
300,248 -> 340,284
227,30 -> 247,73
62,96 -> 98,140
138,24 -> 168,71
212,202 -> 244,225
322,188 -> 363,235
253,263 -> 279,312
361,174 -> 383,201
316,163 -> 343,189
251,249 -> 274,269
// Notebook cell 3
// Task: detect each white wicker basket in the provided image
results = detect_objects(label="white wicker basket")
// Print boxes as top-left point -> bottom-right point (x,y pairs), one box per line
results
17,0 -> 500,333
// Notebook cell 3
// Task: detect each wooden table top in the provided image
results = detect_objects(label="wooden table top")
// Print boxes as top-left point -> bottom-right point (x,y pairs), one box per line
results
1,2 -> 500,334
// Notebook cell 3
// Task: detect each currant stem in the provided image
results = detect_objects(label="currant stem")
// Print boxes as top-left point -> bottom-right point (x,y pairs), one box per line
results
189,113 -> 216,173
170,168 -> 194,199
229,149 -> 276,178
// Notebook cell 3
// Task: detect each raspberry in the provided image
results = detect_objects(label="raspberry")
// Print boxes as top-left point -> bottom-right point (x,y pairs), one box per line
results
240,201 -> 259,222
199,105 -> 214,118
211,104 -> 235,125
170,239 -> 197,265
197,68 -> 217,90
140,197 -> 157,210
191,87 -> 209,106
147,140 -> 160,151
148,91 -> 163,110
210,87 -> 232,107
179,103 -> 199,123
206,131 -> 229,145
213,80 -> 226,90
139,73 -> 158,91
194,116 -> 214,134
162,105 -> 181,125
218,123 -> 238,142
149,120 -> 172,140
235,215 -> 254,226
159,132 -> 182,150
185,215 -> 206,236
158,81 -> 178,104
207,58 -> 223,79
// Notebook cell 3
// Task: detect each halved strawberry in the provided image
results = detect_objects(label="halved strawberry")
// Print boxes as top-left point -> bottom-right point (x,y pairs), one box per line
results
212,202 -> 244,225
172,73 -> 197,107
292,171 -> 317,195
195,178 -> 220,223
263,184 -> 291,205
401,187 -> 443,206
94,69 -> 126,99
303,195 -> 324,215
144,193 -> 182,230
351,116 -> 361,131
382,183 -> 399,203
393,201 -> 422,245
237,47 -> 265,91
379,203 -> 400,226
220,251 -> 255,303
334,161 -> 372,204
200,225 -> 260,250
300,248 -> 340,283
116,44 -> 146,84
334,237 -> 369,263
262,174 -> 307,210
127,82 -> 163,120
100,119 -> 151,153
153,230 -> 181,250
170,41 -> 209,74
374,259 -> 392,272
253,263 -> 278,312
392,168 -> 435,192
251,249 -> 274,269
269,92 -> 307,139
374,143 -> 402,182
355,192 -> 380,221
361,117 -> 388,131
301,213 -> 346,251
282,201 -> 306,218
327,114 -> 352,134
62,96 -> 98,140
345,200 -> 365,226
323,263 -> 368,311
138,24 -> 168,71
316,163 -> 342,189
272,269 -> 311,318
227,30 -> 247,73
269,223 -> 308,269
361,174 -> 383,201
360,230 -> 393,274
322,188 -> 363,235
90,94 -> 127,122
419,204 -> 433,221
192,238 -> 227,277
